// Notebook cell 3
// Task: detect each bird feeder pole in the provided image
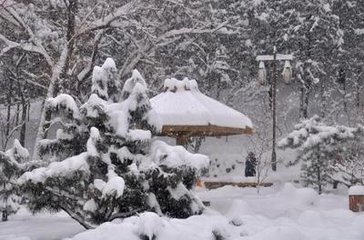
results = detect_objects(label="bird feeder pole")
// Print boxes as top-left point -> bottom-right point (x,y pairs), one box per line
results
256,47 -> 293,171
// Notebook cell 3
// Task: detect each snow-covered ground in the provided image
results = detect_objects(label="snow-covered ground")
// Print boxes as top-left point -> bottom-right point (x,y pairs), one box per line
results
0,208 -> 83,240
1,183 -> 363,240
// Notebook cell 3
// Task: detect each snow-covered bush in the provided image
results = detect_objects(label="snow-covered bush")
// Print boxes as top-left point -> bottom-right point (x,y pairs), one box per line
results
279,116 -> 364,193
19,58 -> 209,228
0,139 -> 34,221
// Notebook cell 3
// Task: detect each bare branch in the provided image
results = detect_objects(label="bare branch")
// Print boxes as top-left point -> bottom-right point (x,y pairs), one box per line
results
156,21 -> 228,41
2,6 -> 54,66
77,30 -> 104,82
72,1 -> 141,40
0,33 -> 54,67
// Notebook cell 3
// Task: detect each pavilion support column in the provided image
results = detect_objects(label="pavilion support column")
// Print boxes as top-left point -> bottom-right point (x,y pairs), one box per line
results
176,135 -> 188,148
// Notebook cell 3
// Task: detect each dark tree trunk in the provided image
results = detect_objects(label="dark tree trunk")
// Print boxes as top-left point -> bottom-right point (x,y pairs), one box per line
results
61,0 -> 78,92
19,101 -> 27,146
300,80 -> 311,119
2,210 -> 8,222
5,77 -> 13,138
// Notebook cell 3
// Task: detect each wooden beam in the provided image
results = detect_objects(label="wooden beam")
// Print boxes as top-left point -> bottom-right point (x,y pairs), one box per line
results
159,125 -> 254,137
204,181 -> 273,190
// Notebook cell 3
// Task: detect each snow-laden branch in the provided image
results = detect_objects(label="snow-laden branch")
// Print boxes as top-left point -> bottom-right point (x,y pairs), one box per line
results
0,33 -> 53,67
73,1 -> 140,39
20,70 -> 48,90
0,6 -> 54,67
156,21 -> 228,41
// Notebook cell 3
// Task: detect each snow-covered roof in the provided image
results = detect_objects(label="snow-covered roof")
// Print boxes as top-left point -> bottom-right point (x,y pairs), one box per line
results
150,78 -> 253,133
349,185 -> 364,195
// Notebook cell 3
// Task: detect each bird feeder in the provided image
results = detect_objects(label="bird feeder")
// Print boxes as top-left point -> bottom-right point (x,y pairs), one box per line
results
258,61 -> 267,85
282,60 -> 292,84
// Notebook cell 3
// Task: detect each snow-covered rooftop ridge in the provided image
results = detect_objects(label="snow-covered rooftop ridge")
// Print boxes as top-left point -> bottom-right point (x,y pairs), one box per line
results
151,78 -> 253,129
349,185 -> 364,195
163,78 -> 199,92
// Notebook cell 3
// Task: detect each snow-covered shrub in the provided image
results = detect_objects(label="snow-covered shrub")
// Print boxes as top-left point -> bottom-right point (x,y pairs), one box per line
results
279,116 -> 364,193
0,139 -> 34,221
19,58 -> 209,228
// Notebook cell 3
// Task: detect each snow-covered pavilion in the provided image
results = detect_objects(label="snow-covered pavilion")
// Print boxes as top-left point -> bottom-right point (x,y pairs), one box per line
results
150,78 -> 253,146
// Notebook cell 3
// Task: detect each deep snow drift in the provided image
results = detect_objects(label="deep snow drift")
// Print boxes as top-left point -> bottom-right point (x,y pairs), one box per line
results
1,183 -> 363,240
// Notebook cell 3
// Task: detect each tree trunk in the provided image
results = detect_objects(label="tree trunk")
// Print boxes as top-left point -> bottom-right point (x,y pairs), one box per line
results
5,77 -> 13,139
32,47 -> 69,161
320,77 -> 326,119
15,57 -> 27,146
19,101 -> 27,146
61,0 -> 78,92
2,210 -> 8,222
300,80 -> 311,119
317,162 -> 322,194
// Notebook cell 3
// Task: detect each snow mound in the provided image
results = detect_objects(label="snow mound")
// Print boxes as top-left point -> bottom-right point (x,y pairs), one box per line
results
68,212 -> 233,240
137,212 -> 163,240
279,183 -> 318,206
226,199 -> 253,218
0,236 -> 31,240
251,226 -> 305,240
12,184 -> 364,240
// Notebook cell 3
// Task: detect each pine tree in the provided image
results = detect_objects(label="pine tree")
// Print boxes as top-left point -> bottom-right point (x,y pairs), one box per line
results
0,139 -> 31,221
19,58 -> 209,229
278,115 -> 364,193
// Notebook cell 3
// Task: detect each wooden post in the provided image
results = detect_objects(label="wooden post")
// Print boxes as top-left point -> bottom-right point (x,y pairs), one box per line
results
349,186 -> 364,212
176,135 -> 188,147
271,46 -> 277,171
349,195 -> 364,212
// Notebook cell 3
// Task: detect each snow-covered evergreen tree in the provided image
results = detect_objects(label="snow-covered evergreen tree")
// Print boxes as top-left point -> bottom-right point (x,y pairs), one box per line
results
0,139 -> 30,221
278,115 -> 364,193
38,93 -> 85,163
330,138 -> 364,187
19,58 -> 209,229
